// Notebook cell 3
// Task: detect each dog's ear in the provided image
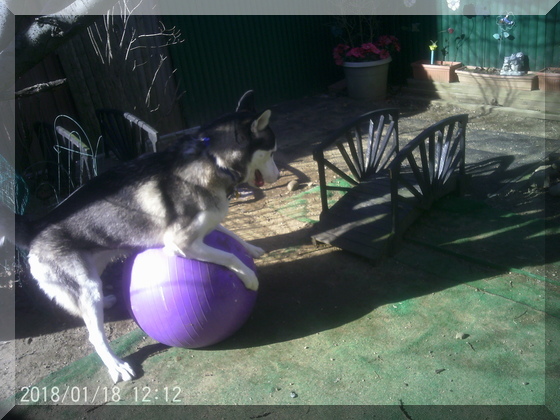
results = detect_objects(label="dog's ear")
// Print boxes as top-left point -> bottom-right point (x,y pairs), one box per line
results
251,110 -> 271,133
236,90 -> 255,112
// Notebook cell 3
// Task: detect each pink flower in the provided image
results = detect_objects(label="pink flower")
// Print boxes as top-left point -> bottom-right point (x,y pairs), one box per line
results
333,43 -> 350,65
447,28 -> 455,34
390,36 -> 401,52
377,35 -> 401,52
332,35 -> 400,65
379,50 -> 390,59
347,47 -> 364,58
361,42 -> 382,55
333,44 -> 349,55
377,35 -> 391,46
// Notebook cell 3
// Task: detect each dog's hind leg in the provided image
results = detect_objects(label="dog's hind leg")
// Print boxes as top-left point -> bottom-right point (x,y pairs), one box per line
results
28,252 -> 136,383
80,288 -> 136,383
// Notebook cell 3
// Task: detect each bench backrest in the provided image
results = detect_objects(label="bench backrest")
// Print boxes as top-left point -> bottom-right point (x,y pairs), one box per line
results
389,114 -> 468,241
313,108 -> 399,213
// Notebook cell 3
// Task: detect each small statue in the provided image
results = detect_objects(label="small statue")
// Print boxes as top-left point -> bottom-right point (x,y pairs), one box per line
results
501,56 -> 511,73
500,52 -> 528,75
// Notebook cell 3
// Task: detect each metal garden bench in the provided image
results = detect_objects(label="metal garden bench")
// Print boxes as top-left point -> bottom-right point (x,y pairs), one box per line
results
311,109 -> 468,261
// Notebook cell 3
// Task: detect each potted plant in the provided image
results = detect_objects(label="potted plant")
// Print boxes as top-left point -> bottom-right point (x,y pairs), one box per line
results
332,16 -> 400,101
535,67 -> 560,91
411,28 -> 462,83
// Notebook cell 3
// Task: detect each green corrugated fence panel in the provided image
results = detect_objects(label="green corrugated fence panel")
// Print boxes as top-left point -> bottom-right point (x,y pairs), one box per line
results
162,12 -> 559,126
437,6 -> 559,70
545,3 -> 560,69
161,15 -> 342,127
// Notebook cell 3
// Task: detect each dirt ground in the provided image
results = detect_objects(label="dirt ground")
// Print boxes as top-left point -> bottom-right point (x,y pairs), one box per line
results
1,93 -> 559,403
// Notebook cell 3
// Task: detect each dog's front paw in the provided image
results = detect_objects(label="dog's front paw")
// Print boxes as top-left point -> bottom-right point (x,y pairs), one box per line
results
245,243 -> 265,259
238,270 -> 259,291
163,240 -> 186,258
108,360 -> 136,383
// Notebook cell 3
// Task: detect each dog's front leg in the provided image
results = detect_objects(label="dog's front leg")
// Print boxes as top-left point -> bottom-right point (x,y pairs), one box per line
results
164,227 -> 259,291
215,224 -> 265,258
186,238 -> 259,290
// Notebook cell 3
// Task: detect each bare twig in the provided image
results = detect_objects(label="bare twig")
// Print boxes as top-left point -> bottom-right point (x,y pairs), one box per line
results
83,1 -> 184,115
145,54 -> 166,106
15,79 -> 67,98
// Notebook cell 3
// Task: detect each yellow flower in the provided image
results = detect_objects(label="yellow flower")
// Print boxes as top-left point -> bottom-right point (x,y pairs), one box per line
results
429,40 -> 438,51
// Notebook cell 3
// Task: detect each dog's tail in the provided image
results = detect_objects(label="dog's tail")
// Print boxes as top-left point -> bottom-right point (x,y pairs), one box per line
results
0,205 -> 31,251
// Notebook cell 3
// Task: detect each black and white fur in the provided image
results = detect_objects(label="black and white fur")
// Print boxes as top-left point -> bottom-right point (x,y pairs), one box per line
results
0,91 -> 279,383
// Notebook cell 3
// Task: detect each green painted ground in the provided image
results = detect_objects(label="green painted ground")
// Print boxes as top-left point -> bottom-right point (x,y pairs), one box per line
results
5,194 -> 559,419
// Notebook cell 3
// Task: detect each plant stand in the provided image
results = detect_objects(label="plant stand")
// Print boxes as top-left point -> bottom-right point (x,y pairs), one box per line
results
343,57 -> 392,101
455,66 -> 538,91
536,68 -> 560,91
411,60 -> 463,83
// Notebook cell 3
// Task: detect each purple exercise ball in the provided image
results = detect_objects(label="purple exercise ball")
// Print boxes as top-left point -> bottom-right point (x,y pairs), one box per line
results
126,230 -> 258,348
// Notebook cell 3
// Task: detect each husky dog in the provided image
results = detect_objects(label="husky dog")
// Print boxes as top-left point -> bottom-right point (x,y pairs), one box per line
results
0,91 -> 279,383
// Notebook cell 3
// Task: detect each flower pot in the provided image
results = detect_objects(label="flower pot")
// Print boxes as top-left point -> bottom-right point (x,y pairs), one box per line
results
411,60 -> 463,83
343,57 -> 392,101
455,66 -> 538,91
536,68 -> 560,91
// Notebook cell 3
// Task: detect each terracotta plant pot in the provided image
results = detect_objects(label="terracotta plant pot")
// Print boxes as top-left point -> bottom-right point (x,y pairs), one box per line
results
536,68 -> 560,91
411,60 -> 463,83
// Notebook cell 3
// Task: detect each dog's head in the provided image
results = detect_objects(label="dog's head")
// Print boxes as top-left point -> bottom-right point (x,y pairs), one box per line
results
198,91 -> 279,188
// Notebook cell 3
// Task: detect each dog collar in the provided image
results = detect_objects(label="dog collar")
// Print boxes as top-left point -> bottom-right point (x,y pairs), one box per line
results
217,165 -> 240,185
199,135 -> 241,188
227,187 -> 240,200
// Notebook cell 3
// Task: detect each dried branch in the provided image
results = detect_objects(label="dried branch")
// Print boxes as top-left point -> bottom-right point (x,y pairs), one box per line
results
15,78 -> 67,98
84,4 -> 184,114
145,54 -> 166,106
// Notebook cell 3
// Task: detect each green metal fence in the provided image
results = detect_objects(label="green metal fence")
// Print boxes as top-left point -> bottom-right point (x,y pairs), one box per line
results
163,10 -> 558,126
162,15 -> 342,126
435,7 -> 559,70
379,8 -> 559,76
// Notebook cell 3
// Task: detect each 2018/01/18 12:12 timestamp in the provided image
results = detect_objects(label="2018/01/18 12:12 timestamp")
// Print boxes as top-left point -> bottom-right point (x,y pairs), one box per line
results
133,386 -> 183,403
18,385 -> 183,404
